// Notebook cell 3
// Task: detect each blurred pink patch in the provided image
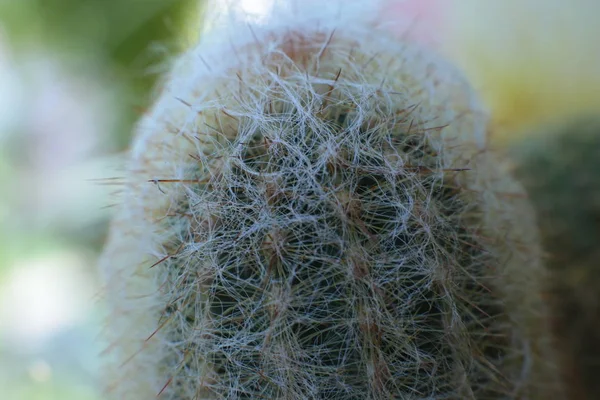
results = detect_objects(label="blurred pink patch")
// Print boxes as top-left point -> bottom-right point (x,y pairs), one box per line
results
379,0 -> 448,48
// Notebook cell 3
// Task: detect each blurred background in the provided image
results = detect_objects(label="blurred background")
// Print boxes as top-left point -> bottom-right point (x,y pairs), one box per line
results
0,1 -> 598,399
0,1 -> 202,398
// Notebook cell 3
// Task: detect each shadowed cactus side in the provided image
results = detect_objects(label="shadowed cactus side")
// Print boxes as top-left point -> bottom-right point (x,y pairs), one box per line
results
99,1 -> 562,398
510,116 -> 600,400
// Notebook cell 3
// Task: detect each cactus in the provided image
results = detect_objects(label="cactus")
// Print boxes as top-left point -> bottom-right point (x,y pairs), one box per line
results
99,1 -> 562,398
510,116 -> 600,400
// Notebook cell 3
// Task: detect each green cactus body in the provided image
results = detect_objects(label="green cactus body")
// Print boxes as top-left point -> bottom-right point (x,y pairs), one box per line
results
511,116 -> 600,400
99,2 -> 561,399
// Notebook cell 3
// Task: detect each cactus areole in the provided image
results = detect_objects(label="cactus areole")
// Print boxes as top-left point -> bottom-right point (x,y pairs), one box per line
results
99,2 -> 561,399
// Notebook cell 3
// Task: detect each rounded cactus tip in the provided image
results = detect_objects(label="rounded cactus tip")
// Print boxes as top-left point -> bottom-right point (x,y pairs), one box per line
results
99,1 -> 564,399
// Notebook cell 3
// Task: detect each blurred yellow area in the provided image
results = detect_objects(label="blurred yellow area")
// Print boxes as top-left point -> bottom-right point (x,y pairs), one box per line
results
0,1 -> 597,399
444,0 -> 600,142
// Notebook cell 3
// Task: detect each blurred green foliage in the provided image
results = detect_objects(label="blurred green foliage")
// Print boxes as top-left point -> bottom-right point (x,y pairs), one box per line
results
0,0 -> 203,148
0,1 -> 204,399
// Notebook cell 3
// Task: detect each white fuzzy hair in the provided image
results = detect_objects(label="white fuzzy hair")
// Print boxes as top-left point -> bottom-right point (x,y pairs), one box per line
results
99,1 -> 562,399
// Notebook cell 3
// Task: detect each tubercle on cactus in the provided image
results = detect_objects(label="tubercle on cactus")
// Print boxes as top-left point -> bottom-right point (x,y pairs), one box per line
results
510,116 -> 600,400
99,1 -> 563,399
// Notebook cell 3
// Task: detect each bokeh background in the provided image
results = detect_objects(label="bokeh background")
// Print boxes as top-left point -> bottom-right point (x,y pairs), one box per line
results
0,1 -> 598,399
0,1 -> 202,398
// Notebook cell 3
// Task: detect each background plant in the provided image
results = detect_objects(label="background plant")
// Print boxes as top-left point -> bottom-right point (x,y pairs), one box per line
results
510,116 -> 600,400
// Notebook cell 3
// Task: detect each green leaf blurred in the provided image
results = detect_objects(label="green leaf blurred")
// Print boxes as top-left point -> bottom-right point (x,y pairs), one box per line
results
0,0 -> 203,148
